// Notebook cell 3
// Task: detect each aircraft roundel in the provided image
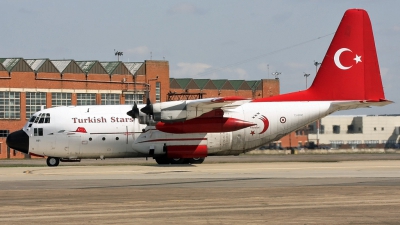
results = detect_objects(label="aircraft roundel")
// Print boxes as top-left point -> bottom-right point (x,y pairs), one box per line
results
334,48 -> 353,70
258,115 -> 269,134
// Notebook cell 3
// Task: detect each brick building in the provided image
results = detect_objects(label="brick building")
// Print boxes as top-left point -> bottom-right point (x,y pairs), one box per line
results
0,58 -> 283,159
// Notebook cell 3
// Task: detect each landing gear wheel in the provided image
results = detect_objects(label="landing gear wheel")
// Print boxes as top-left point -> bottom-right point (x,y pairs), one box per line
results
189,158 -> 205,164
170,158 -> 189,164
46,157 -> 60,167
155,157 -> 170,165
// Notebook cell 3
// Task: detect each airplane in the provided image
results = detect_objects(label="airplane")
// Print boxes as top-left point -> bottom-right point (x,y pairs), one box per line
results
6,9 -> 392,167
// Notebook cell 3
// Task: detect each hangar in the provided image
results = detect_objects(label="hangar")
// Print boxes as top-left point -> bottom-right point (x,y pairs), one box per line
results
0,58 -> 289,159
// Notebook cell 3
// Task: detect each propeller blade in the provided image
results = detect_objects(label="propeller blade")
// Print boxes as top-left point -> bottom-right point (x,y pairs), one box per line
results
140,98 -> 153,116
127,102 -> 140,119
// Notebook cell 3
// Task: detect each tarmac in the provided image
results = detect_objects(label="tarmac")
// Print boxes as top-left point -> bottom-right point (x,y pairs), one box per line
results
0,154 -> 400,224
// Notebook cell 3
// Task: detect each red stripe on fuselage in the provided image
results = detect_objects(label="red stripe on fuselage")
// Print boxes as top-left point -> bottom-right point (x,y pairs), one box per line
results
137,138 -> 207,143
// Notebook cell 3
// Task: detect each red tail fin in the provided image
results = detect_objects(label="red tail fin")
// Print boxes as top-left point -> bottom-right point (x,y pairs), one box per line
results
254,9 -> 386,102
309,8 -> 384,101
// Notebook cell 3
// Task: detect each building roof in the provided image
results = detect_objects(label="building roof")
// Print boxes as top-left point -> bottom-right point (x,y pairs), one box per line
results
124,62 -> 143,75
193,79 -> 212,90
76,61 -> 108,74
51,60 -> 72,73
174,78 -> 195,89
25,59 -> 59,73
0,58 -> 33,72
25,59 -> 46,71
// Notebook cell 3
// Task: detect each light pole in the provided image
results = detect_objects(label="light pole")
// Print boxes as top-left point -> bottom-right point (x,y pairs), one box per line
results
115,50 -> 123,61
146,76 -> 159,102
304,73 -> 310,89
314,61 -> 321,147
314,61 -> 321,75
272,71 -> 281,80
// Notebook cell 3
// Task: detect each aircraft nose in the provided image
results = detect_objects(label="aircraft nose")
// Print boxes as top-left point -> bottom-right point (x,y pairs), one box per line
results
6,130 -> 29,154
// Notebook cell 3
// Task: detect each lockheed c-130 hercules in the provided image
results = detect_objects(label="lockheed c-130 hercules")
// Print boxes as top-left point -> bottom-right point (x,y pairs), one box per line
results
7,9 -> 392,166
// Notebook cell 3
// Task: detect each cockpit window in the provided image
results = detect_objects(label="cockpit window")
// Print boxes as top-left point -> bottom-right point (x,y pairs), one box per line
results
45,113 -> 50,123
29,116 -> 36,123
31,113 -> 51,124
34,114 -> 41,123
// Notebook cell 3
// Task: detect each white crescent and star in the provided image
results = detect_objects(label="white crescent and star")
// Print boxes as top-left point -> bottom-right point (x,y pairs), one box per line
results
334,48 -> 362,70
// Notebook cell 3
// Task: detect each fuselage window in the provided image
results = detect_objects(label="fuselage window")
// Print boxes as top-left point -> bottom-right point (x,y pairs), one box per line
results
34,128 -> 44,136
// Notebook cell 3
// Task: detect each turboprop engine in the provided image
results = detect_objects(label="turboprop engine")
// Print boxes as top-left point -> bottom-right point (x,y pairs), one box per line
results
138,98 -> 256,134
140,97 -> 251,123
152,101 -> 210,122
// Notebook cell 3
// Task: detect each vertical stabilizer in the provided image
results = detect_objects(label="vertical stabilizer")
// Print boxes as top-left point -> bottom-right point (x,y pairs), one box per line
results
308,8 -> 385,101
254,9 -> 387,102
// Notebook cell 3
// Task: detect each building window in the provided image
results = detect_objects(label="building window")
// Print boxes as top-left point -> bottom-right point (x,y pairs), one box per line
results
374,127 -> 376,131
320,125 -> 325,134
26,92 -> 46,119
308,125 -> 314,132
125,93 -> 144,105
333,125 -> 340,134
347,125 -> 354,133
101,94 -> 120,105
365,140 -> 379,148
0,130 -> 9,137
155,82 -> 161,103
0,92 -> 20,119
52,93 -> 72,107
347,140 -> 361,149
381,127 -> 384,131
330,140 -> 343,149
77,93 -> 96,105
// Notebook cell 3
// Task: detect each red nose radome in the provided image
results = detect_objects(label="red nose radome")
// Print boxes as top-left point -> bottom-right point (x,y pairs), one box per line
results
156,117 -> 256,134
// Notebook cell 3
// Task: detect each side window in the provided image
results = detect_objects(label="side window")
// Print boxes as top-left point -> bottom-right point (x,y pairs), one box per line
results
34,128 -> 44,136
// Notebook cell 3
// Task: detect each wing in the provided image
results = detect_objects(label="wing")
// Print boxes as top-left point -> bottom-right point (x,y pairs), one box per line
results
151,96 -> 251,122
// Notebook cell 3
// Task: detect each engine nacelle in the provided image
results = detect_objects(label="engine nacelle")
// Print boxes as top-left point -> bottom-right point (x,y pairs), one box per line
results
152,101 -> 211,122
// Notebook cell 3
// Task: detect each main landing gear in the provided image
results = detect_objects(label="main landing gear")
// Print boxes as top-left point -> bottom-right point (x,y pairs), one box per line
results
46,157 -> 60,167
154,157 -> 205,165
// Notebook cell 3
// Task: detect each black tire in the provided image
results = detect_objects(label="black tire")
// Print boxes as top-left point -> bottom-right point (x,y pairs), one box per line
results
46,157 -> 60,167
170,158 -> 189,164
189,157 -> 205,164
155,157 -> 170,165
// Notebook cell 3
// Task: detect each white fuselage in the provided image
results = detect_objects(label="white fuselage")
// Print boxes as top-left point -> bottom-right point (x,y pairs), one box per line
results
24,101 -> 337,159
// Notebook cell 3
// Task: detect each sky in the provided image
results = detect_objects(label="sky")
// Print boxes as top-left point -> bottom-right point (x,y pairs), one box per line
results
1,0 -> 399,115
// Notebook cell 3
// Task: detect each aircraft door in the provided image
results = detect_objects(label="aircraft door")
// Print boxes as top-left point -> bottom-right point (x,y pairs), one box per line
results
67,136 -> 81,158
52,134 -> 81,158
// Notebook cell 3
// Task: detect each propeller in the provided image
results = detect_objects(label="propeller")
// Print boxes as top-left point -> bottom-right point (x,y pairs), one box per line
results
139,98 -> 156,125
127,102 -> 139,119
140,98 -> 153,116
